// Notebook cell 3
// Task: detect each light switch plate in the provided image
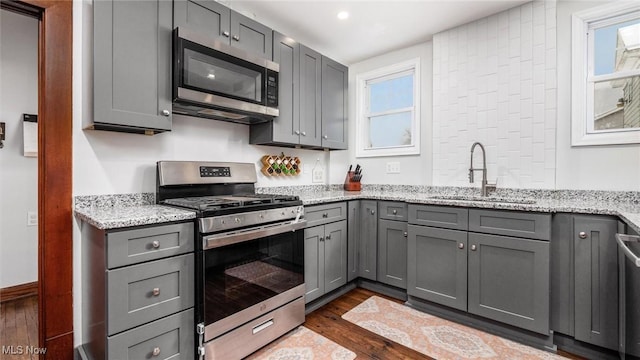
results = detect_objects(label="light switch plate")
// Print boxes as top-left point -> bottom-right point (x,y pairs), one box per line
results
386,162 -> 401,174
27,211 -> 37,226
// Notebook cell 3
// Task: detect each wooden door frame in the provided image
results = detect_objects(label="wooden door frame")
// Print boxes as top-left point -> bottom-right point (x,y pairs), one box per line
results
3,0 -> 74,358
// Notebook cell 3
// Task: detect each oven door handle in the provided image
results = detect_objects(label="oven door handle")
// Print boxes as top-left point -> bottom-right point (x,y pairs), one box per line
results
203,219 -> 307,250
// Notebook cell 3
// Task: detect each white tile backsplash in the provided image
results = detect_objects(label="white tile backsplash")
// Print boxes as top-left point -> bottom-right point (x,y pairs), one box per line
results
433,0 -> 556,189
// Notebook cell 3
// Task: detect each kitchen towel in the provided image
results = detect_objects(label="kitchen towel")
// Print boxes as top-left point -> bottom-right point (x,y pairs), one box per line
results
246,326 -> 356,360
342,296 -> 567,360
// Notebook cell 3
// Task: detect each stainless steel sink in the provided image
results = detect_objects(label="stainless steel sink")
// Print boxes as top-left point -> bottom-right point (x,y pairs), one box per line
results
429,195 -> 536,204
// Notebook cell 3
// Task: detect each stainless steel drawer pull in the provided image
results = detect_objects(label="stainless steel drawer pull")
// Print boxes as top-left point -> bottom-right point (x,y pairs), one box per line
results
252,319 -> 274,334
458,243 -> 464,249
322,213 -> 328,218
392,209 -> 397,214
152,287 -> 160,296
152,347 -> 161,356
471,244 -> 477,251
579,231 -> 587,239
152,240 -> 160,249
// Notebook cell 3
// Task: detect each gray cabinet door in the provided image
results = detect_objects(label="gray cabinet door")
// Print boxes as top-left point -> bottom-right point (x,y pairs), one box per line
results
358,201 -> 378,281
304,226 -> 324,303
93,0 -> 172,132
574,216 -> 619,350
347,201 -> 360,282
321,56 -> 348,149
407,225 -> 468,311
468,233 -> 550,335
173,0 -> 231,43
271,32 -> 300,144
230,11 -> 272,59
299,45 -> 322,147
378,219 -> 408,289
324,220 -> 348,293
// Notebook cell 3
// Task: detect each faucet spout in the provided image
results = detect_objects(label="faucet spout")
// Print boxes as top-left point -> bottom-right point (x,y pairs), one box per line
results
469,142 -> 493,196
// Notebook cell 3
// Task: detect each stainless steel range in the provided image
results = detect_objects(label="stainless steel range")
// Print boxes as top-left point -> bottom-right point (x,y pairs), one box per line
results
156,161 -> 306,360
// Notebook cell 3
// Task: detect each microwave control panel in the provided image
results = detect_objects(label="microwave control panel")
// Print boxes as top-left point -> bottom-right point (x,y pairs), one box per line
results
266,69 -> 278,107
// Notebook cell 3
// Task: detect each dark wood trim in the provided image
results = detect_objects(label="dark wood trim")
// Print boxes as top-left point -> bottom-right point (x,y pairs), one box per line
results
0,281 -> 38,303
12,0 -> 74,358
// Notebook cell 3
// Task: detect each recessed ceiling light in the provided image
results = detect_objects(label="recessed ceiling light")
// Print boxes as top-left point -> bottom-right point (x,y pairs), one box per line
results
337,11 -> 349,20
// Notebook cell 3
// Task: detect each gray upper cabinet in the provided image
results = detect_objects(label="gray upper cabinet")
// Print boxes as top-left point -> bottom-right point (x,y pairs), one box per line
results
377,219 -> 408,289
467,233 -> 550,335
92,0 -> 172,134
574,215 -> 619,351
173,0 -> 272,59
299,45 -> 322,147
358,201 -> 378,281
321,56 -> 348,149
173,0 -> 230,43
407,225 -> 468,311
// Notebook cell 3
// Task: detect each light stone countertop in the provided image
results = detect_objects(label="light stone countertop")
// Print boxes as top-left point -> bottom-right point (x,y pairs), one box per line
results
74,186 -> 640,233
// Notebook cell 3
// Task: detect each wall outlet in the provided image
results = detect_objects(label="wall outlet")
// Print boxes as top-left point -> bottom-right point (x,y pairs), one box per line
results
27,211 -> 37,226
386,162 -> 401,174
312,167 -> 324,183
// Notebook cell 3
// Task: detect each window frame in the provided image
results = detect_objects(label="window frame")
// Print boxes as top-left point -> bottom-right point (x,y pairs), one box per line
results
571,2 -> 640,146
356,58 -> 420,157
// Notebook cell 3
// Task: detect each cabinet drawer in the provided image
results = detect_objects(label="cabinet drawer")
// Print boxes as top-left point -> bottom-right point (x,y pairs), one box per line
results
469,209 -> 551,240
107,309 -> 194,360
107,254 -> 194,335
107,222 -> 194,268
305,202 -> 347,227
409,204 -> 468,230
378,201 -> 408,221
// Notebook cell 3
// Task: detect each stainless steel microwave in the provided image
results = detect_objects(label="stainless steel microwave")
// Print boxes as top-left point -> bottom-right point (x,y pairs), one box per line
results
172,27 -> 279,124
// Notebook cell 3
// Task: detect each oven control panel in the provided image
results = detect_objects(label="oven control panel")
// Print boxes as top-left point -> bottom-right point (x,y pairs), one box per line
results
200,166 -> 231,177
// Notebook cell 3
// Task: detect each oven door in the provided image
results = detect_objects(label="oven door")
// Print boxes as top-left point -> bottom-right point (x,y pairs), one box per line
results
201,223 -> 305,342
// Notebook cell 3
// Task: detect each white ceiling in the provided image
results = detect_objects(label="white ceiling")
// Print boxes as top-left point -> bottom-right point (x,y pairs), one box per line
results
226,0 -> 530,65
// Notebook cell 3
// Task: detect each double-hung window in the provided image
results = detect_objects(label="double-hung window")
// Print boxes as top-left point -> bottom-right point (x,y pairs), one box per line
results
572,2 -> 640,146
356,59 -> 420,157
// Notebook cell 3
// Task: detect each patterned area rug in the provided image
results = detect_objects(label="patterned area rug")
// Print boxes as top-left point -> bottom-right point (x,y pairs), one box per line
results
246,326 -> 356,360
342,296 -> 567,360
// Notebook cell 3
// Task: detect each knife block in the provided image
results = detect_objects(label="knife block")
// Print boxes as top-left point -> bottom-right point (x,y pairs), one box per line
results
343,171 -> 361,191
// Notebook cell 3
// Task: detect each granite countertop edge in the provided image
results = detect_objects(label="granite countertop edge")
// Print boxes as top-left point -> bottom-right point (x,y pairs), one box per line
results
74,188 -> 640,233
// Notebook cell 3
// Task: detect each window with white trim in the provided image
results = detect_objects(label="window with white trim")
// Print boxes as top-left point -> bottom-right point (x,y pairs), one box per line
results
356,59 -> 420,157
572,2 -> 640,146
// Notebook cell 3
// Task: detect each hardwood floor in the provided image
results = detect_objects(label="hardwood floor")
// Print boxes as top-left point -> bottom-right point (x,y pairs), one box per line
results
305,288 -> 585,360
0,296 -> 38,360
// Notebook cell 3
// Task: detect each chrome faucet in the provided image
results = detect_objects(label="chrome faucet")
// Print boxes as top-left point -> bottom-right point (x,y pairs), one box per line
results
469,142 -> 496,196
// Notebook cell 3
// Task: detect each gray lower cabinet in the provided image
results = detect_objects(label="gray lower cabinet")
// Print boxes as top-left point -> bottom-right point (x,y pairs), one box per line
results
574,215 -> 619,350
378,219 -> 408,289
467,233 -> 550,335
304,220 -> 347,303
407,225 -> 468,311
321,56 -> 348,149
91,0 -> 172,134
81,221 -> 195,360
174,0 -> 272,59
347,201 -> 360,282
358,201 -> 378,281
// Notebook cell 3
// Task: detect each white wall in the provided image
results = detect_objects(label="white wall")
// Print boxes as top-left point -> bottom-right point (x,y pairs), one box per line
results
329,42 -> 433,185
0,9 -> 39,288
555,0 -> 640,191
433,0 -> 557,189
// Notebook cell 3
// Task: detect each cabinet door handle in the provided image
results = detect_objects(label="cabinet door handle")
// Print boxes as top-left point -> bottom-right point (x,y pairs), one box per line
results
370,210 -> 375,215
151,240 -> 160,249
471,244 -> 477,251
152,287 -> 161,296
319,236 -> 324,242
326,234 -> 331,240
392,209 -> 397,215
403,232 -> 408,237
232,35 -> 240,41
458,243 -> 464,249
222,31 -> 230,37
322,212 -> 328,218
295,130 -> 300,135
323,135 -> 328,139
152,347 -> 161,357
579,231 -> 588,239
161,109 -> 170,117
301,131 -> 306,136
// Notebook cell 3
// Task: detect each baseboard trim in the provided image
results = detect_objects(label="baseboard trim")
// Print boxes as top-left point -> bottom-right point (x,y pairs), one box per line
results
0,281 -> 38,303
